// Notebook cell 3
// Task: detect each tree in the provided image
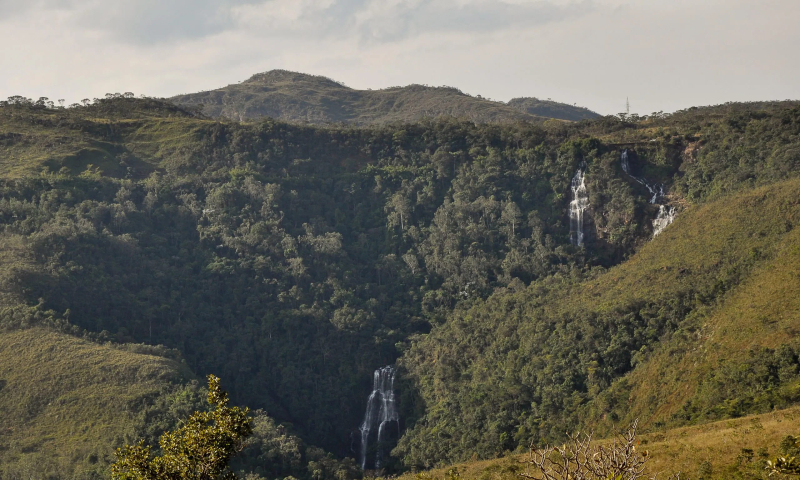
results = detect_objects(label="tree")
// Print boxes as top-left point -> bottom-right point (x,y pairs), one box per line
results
386,190 -> 412,231
500,200 -> 522,238
112,375 -> 253,480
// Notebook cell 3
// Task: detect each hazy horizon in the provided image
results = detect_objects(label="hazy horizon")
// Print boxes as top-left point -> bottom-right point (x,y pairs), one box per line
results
2,0 -> 798,116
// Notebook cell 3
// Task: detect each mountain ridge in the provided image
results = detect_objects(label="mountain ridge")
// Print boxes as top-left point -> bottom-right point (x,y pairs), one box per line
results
170,69 -> 601,124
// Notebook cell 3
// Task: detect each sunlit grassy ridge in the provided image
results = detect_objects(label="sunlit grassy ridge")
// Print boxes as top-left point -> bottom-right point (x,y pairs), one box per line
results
394,406 -> 800,480
0,327 -> 190,479
0,99 -> 208,178
611,194 -> 800,428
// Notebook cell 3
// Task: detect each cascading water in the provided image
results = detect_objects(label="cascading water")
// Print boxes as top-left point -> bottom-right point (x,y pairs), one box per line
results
569,168 -> 589,246
652,205 -> 677,236
620,148 -> 633,176
621,149 -> 677,235
358,366 -> 399,470
621,149 -> 664,204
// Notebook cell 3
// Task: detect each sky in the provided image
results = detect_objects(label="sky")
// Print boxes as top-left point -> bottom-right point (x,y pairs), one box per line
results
1,0 -> 798,115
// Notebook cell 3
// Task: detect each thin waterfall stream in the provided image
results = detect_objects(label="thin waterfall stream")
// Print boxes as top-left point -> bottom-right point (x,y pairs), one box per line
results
621,149 -> 677,236
358,366 -> 399,470
621,149 -> 664,204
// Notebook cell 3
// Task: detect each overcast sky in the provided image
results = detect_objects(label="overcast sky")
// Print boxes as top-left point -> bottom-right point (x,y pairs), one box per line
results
1,0 -> 798,115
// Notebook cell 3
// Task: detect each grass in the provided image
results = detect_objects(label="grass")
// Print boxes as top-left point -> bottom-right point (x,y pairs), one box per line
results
394,406 -> 800,480
592,179 -> 800,429
0,105 -> 211,178
0,327 -> 191,479
507,97 -> 600,122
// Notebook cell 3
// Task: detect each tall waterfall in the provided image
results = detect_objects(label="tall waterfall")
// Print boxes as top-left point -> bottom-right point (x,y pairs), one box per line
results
621,149 -> 677,235
569,168 -> 589,246
359,366 -> 399,470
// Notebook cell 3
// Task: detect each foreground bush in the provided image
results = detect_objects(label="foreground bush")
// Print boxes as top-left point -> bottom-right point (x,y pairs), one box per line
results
520,421 -> 679,480
112,375 -> 253,480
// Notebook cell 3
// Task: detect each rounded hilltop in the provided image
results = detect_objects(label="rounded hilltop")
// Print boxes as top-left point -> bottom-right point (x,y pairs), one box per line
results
170,69 -> 601,124
243,69 -> 351,89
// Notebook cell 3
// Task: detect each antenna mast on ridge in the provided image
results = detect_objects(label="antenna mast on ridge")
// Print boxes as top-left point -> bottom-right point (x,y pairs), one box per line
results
626,97 -> 630,115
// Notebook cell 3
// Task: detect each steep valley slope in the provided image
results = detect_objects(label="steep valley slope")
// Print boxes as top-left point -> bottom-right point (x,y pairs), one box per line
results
0,95 -> 799,478
396,177 -> 800,468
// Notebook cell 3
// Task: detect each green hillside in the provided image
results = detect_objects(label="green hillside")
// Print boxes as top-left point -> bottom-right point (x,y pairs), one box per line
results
508,97 -> 600,122
0,325 -> 361,480
395,405 -> 800,480
1,94 -> 800,476
614,194 -> 800,427
394,178 -> 800,467
170,70 -> 549,124
0,327 -> 189,479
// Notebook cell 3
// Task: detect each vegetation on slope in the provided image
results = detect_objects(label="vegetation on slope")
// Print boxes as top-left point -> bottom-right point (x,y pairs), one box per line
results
0,324 -> 362,480
395,178 -> 800,467
0,326 -> 188,479
394,406 -> 800,480
603,194 -> 800,429
1,94 -> 799,474
0,95 -> 649,458
508,97 -> 600,122
170,70 -> 546,125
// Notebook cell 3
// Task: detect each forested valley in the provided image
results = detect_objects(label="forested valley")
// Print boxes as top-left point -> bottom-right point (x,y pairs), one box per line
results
1,94 -> 800,479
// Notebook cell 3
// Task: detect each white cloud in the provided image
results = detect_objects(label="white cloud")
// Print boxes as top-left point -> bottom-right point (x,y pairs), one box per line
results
2,0 -> 267,44
1,0 -> 799,114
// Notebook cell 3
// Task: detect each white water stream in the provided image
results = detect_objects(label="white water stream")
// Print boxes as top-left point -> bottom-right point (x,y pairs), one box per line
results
652,205 -> 677,236
569,168 -> 589,246
358,366 -> 399,470
621,149 -> 677,236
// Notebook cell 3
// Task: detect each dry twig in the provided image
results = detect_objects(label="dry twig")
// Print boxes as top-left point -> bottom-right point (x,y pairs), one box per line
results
519,420 -> 680,480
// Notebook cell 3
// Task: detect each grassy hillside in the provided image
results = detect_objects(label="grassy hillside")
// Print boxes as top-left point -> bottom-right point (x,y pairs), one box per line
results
508,97 -> 600,122
170,70 -> 547,125
394,406 -> 800,480
0,327 -> 190,479
0,325 -> 362,480
606,197 -> 800,428
0,96 -> 208,178
396,178 -> 800,467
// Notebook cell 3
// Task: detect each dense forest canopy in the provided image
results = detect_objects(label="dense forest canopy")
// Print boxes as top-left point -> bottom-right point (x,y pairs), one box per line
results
1,94 -> 799,477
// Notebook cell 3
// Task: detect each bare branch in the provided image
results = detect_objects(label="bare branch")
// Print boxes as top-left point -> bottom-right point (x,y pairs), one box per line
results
518,420 -> 679,480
